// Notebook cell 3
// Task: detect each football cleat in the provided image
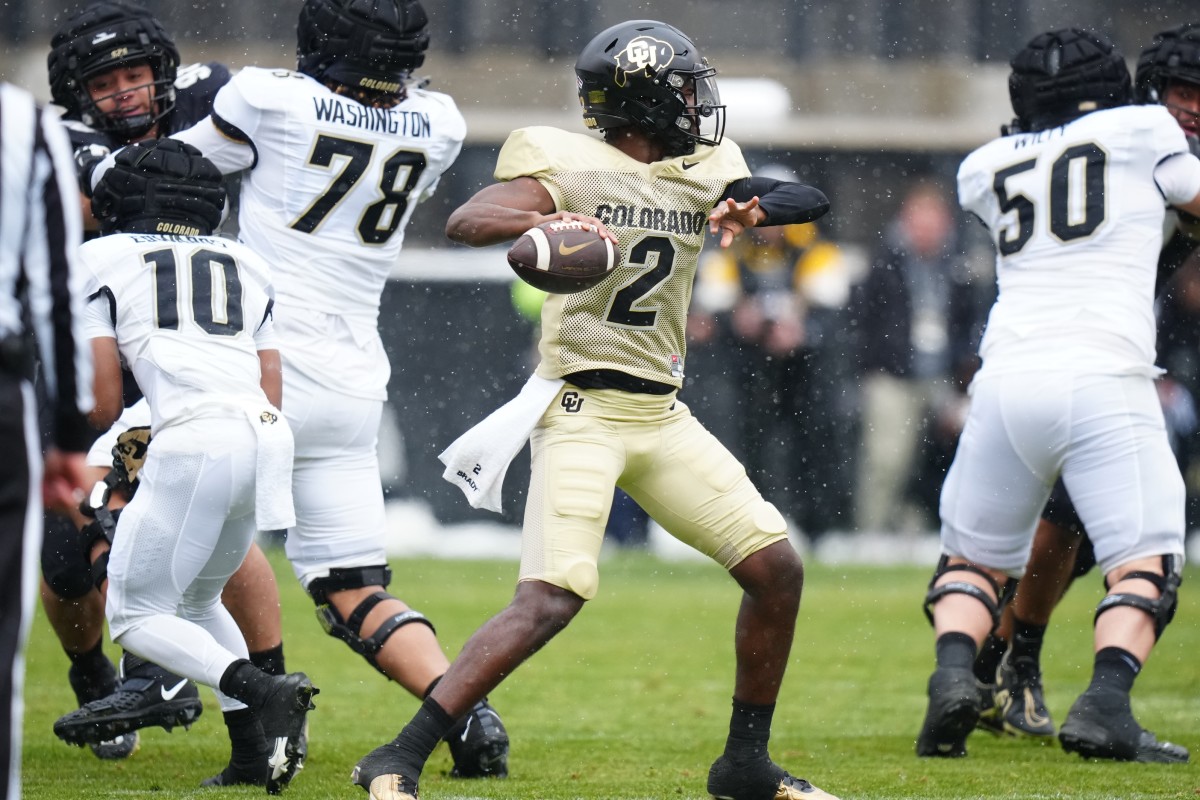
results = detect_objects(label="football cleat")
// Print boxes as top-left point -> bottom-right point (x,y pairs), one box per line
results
89,731 -> 140,760
254,672 -> 318,795
916,666 -> 980,758
66,656 -> 141,760
445,698 -> 509,778
351,742 -> 420,800
54,657 -> 203,746
707,755 -> 840,800
1059,690 -> 1189,763
973,679 -> 1004,736
993,653 -> 1055,738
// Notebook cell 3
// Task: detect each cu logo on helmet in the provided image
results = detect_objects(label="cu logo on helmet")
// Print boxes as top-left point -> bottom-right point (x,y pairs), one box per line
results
613,36 -> 675,87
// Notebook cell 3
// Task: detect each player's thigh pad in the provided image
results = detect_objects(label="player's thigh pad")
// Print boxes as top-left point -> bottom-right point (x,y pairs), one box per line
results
282,371 -> 388,581
519,390 -> 628,600
1060,374 -> 1185,574
625,398 -> 788,567
106,420 -> 258,639
938,373 -> 1066,573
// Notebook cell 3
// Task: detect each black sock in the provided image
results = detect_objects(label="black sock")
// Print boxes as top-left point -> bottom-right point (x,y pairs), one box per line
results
935,632 -> 977,671
66,639 -> 117,703
219,659 -> 273,707
220,707 -> 269,777
1009,615 -> 1047,674
973,632 -> 1007,683
723,699 -> 774,765
249,644 -> 286,677
387,696 -> 457,778
1086,647 -> 1140,697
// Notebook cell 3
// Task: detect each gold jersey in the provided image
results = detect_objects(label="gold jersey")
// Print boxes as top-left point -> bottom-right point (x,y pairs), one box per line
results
495,126 -> 751,388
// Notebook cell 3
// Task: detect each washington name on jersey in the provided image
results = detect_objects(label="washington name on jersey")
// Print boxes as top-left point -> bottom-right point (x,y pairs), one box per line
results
958,104 -> 1194,378
496,126 -> 751,388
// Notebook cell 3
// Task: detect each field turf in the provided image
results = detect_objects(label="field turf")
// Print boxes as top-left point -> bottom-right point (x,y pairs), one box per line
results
20,548 -> 1200,799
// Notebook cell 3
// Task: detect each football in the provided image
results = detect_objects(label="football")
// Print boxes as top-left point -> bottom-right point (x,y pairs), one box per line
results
506,220 -> 618,294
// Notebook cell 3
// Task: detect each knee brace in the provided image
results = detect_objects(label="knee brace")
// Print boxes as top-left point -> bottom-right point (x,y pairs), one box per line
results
307,566 -> 436,675
41,511 -> 101,600
1094,555 -> 1182,640
922,555 -> 1017,632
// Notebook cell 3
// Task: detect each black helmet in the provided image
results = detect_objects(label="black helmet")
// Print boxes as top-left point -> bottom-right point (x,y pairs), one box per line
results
1135,23 -> 1200,103
91,139 -> 226,236
1006,28 -> 1132,134
297,0 -> 429,97
47,1 -> 179,140
575,19 -> 726,157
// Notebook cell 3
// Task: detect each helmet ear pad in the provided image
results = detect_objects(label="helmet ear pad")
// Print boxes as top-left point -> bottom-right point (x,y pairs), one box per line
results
1007,28 -> 1131,133
91,139 -> 226,236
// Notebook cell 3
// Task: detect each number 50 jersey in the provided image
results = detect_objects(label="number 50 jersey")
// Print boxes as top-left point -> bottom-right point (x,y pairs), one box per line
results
958,104 -> 1197,378
176,67 -> 465,397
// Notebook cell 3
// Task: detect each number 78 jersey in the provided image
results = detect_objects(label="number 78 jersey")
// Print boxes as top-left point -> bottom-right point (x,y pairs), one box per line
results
186,66 -> 465,319
957,104 -> 1192,377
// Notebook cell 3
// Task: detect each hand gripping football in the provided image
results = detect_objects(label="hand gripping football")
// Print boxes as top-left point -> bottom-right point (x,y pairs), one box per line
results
507,220 -> 618,294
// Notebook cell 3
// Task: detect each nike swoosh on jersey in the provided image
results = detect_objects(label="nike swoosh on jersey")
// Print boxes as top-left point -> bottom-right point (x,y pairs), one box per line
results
682,160 -> 699,170
558,240 -> 597,256
161,679 -> 189,701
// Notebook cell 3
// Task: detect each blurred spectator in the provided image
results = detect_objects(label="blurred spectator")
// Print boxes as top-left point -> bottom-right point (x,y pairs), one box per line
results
1156,248 -> 1200,530
690,165 -> 852,538
849,179 -> 985,533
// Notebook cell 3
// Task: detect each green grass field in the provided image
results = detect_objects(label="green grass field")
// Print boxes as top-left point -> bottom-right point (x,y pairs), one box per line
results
19,548 -> 1200,799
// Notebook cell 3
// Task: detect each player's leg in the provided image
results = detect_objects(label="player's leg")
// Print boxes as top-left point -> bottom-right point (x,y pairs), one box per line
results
352,388 -> 621,798
284,376 -> 507,779
221,541 -> 287,676
918,373 -> 1059,757
620,396 -> 834,800
1057,375 -> 1189,763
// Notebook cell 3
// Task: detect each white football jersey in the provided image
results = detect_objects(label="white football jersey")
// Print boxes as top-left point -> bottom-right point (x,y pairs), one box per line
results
959,104 -> 1194,377
79,233 -> 278,433
176,67 -> 466,397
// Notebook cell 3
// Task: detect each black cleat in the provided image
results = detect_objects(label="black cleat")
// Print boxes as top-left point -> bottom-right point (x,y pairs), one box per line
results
351,742 -> 420,800
54,657 -> 202,746
973,678 -> 1004,736
65,656 -> 140,760
916,666 -> 980,758
445,699 -> 509,778
1059,690 -> 1189,764
201,763 -> 267,788
255,672 -> 318,794
707,755 -> 840,800
994,653 -> 1055,738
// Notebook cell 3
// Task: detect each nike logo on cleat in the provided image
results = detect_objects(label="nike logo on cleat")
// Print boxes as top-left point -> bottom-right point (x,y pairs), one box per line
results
460,717 -> 472,742
161,679 -> 189,701
558,240 -> 597,256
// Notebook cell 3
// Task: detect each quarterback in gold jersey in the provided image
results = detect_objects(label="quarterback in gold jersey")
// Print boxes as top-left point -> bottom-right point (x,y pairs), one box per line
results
352,19 -> 836,800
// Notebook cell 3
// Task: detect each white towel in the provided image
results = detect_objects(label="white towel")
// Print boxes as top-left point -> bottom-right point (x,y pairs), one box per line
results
243,404 -> 296,530
439,375 -> 565,513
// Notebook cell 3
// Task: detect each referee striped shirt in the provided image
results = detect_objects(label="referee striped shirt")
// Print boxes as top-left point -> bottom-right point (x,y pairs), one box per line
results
0,82 -> 92,450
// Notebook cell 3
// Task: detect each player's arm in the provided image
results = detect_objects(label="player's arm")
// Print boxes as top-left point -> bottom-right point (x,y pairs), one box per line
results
709,177 -> 830,248
445,177 -> 616,247
258,348 -> 283,408
1158,152 -> 1200,219
88,336 -> 123,430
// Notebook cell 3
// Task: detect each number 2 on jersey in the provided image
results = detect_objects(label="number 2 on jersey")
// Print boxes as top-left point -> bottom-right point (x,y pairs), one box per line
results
992,142 -> 1107,255
289,133 -> 427,245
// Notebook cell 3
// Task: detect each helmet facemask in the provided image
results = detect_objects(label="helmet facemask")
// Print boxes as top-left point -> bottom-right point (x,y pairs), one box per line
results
77,58 -> 176,140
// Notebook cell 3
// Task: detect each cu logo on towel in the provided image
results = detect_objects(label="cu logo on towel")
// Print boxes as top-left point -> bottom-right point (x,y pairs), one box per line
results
561,392 -> 585,413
